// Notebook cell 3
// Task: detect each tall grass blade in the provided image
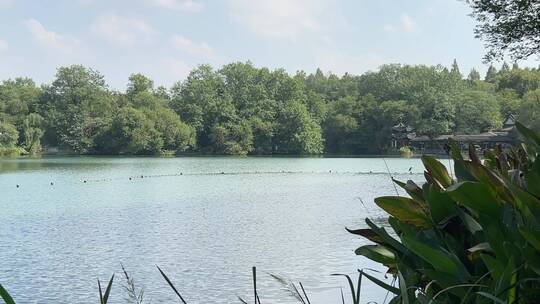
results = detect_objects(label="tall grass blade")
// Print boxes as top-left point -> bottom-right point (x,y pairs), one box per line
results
98,274 -> 114,304
156,266 -> 187,304
356,270 -> 362,303
331,273 -> 358,304
291,283 -> 306,304
299,282 -> 311,304
252,267 -> 261,304
361,270 -> 399,294
98,280 -> 103,303
0,284 -> 16,304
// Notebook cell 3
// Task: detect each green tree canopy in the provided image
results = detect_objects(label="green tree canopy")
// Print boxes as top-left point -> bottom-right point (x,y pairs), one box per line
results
467,0 -> 540,61
518,89 -> 540,131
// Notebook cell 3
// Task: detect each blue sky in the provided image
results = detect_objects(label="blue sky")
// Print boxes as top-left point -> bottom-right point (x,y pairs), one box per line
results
0,0 -> 538,90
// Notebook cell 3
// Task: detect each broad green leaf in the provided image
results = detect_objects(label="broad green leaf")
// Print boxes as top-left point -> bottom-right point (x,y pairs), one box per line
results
481,254 -> 504,280
374,196 -> 430,228
457,208 -> 483,236
447,182 -> 501,219
422,155 -> 453,188
355,244 -> 396,265
402,235 -> 467,278
467,242 -> 492,260
393,179 -> 426,206
425,184 -> 457,224
524,157 -> 540,198
453,160 -> 476,182
516,121 -> 540,151
365,218 -> 408,254
460,161 -> 515,205
346,227 -> 383,243
506,182 -> 539,222
519,228 -> 540,252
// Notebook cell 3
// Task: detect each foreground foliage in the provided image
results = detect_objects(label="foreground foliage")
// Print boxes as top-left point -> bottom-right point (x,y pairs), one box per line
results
349,122 -> 540,303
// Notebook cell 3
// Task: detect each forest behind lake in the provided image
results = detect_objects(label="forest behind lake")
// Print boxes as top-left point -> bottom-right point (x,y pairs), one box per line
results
1,60 -> 539,156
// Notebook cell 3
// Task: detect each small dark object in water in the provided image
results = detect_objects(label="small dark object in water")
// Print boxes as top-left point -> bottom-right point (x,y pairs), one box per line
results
180,172 -> 183,175
50,182 -> 54,185
369,170 -> 373,174
408,166 -> 413,172
129,177 -> 132,180
141,175 -> 144,178
83,180 -> 87,183
16,184 -> 19,188
221,171 -> 225,174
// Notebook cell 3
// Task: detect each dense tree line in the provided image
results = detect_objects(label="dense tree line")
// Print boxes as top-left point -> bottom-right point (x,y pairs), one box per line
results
0,61 -> 539,155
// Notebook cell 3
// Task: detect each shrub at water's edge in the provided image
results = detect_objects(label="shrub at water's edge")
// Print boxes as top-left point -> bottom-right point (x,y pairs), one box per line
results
349,121 -> 540,303
399,146 -> 413,158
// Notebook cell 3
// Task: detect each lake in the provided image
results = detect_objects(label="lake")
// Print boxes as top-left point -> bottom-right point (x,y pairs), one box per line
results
0,156 -> 435,303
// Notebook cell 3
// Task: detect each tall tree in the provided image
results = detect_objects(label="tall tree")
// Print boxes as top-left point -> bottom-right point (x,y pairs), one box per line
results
518,89 -> 540,131
275,100 -> 323,154
126,73 -> 154,98
485,64 -> 498,82
468,68 -> 481,82
0,122 -> 18,147
467,0 -> 540,61
454,90 -> 502,133
450,59 -> 462,78
22,113 -> 44,154
41,65 -> 115,153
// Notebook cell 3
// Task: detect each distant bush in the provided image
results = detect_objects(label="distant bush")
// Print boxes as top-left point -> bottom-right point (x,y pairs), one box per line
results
349,122 -> 540,303
0,147 -> 25,157
399,145 -> 412,158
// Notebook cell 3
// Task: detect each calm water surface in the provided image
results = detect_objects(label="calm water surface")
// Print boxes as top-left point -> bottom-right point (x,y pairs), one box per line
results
0,156 -> 435,303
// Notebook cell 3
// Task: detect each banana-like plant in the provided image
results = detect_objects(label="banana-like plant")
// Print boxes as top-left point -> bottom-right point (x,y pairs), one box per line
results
349,122 -> 540,303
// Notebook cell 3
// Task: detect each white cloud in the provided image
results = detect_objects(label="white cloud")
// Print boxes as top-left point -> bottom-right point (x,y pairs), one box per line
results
228,0 -> 330,39
170,35 -> 215,58
384,14 -> 418,33
91,13 -> 156,46
0,39 -> 8,51
24,19 -> 80,53
400,14 -> 416,32
145,0 -> 203,12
